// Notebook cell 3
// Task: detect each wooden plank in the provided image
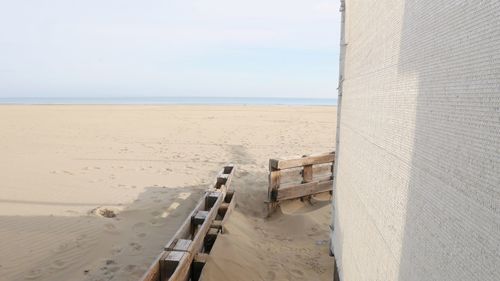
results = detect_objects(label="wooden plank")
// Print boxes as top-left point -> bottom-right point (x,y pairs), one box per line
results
144,164 -> 236,281
160,194 -> 221,280
215,165 -> 235,189
216,174 -> 228,187
210,220 -> 222,230
170,239 -> 192,252
194,252 -> 208,263
270,152 -> 335,170
269,159 -> 280,171
277,164 -> 332,182
217,203 -> 230,217
205,192 -> 220,209
203,228 -> 220,253
139,253 -> 162,281
303,164 -> 313,183
223,165 -> 235,189
193,210 -> 209,226
191,253 -> 209,281
268,170 -> 280,199
163,251 -> 192,281
223,164 -> 234,174
276,180 -> 333,201
188,194 -> 223,255
224,190 -> 234,203
314,174 -> 334,183
160,251 -> 182,280
221,192 -> 236,225
164,194 -> 206,250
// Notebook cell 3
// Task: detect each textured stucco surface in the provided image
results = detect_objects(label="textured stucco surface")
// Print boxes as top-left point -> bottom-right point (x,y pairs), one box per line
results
332,1 -> 500,280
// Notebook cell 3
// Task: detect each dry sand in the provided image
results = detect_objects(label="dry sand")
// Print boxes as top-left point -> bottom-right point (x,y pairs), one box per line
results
0,105 -> 335,281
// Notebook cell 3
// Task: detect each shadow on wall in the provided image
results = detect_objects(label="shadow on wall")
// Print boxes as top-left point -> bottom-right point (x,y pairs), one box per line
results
398,1 -> 500,280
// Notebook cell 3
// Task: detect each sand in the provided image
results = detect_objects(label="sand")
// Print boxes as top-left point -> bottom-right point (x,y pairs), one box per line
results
0,105 -> 336,281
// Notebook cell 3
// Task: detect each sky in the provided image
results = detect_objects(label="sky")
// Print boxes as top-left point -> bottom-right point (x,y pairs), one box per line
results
0,0 -> 340,99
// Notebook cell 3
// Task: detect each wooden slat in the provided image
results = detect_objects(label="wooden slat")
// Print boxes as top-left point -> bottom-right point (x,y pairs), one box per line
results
270,152 -> 334,170
277,164 -> 333,183
215,164 -> 235,189
140,254 -> 162,281
192,253 -> 209,281
188,194 -> 223,254
205,192 -> 220,209
303,164 -> 313,183
162,251 -> 192,281
203,228 -> 219,253
193,211 -> 209,226
269,171 -> 280,189
142,164 -> 237,281
224,190 -> 234,203
314,174 -> 333,183
223,165 -> 235,189
164,195 -> 206,250
221,192 -> 236,225
160,251 -> 184,280
210,220 -> 223,231
276,180 -> 333,201
170,239 -> 192,252
268,170 -> 280,202
216,174 -> 228,187
217,203 -> 230,217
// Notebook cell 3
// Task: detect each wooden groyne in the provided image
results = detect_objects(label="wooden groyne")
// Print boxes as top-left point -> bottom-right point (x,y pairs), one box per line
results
140,164 -> 236,281
267,152 -> 334,215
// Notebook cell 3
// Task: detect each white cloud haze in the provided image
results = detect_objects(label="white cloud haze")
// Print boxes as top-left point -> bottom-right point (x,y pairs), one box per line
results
0,0 -> 340,98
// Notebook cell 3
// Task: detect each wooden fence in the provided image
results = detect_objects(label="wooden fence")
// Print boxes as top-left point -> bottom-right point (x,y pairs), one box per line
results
267,152 -> 335,215
140,164 -> 236,281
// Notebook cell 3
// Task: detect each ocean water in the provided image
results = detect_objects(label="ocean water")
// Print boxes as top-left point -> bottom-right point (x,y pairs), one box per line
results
0,97 -> 337,106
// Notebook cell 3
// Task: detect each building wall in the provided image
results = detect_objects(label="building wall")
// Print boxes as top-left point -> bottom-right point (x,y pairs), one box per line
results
332,1 -> 500,280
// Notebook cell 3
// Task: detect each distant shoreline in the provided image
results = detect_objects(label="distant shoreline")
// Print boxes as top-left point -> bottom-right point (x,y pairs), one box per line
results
0,97 -> 337,106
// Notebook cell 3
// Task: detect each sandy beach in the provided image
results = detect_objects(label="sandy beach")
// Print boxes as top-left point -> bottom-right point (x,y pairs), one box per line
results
0,105 -> 335,281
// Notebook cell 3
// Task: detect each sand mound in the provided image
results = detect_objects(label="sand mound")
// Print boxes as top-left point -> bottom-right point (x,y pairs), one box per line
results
202,207 -> 333,281
280,192 -> 332,215
90,207 -> 120,218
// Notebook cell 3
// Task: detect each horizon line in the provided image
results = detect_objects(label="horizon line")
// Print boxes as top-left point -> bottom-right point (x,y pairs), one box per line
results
0,96 -> 337,106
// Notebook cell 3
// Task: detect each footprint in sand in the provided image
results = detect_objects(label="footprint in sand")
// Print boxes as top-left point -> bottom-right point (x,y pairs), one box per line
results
266,271 -> 277,280
25,268 -> 43,279
150,210 -> 161,217
291,269 -> 304,277
149,218 -> 165,227
129,242 -> 142,251
108,266 -> 120,273
103,223 -> 119,234
50,260 -> 67,270
132,222 -> 146,229
136,233 -> 147,238
52,242 -> 72,254
124,264 -> 137,272
110,247 -> 122,255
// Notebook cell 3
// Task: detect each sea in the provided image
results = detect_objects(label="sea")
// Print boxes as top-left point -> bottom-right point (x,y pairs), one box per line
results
0,97 -> 337,106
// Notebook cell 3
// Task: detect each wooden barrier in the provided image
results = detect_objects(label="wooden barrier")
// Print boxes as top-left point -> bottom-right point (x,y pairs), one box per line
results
267,152 -> 335,215
140,164 -> 236,281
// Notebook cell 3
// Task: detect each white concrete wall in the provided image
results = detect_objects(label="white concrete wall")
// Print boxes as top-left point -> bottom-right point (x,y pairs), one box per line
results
332,1 -> 500,280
